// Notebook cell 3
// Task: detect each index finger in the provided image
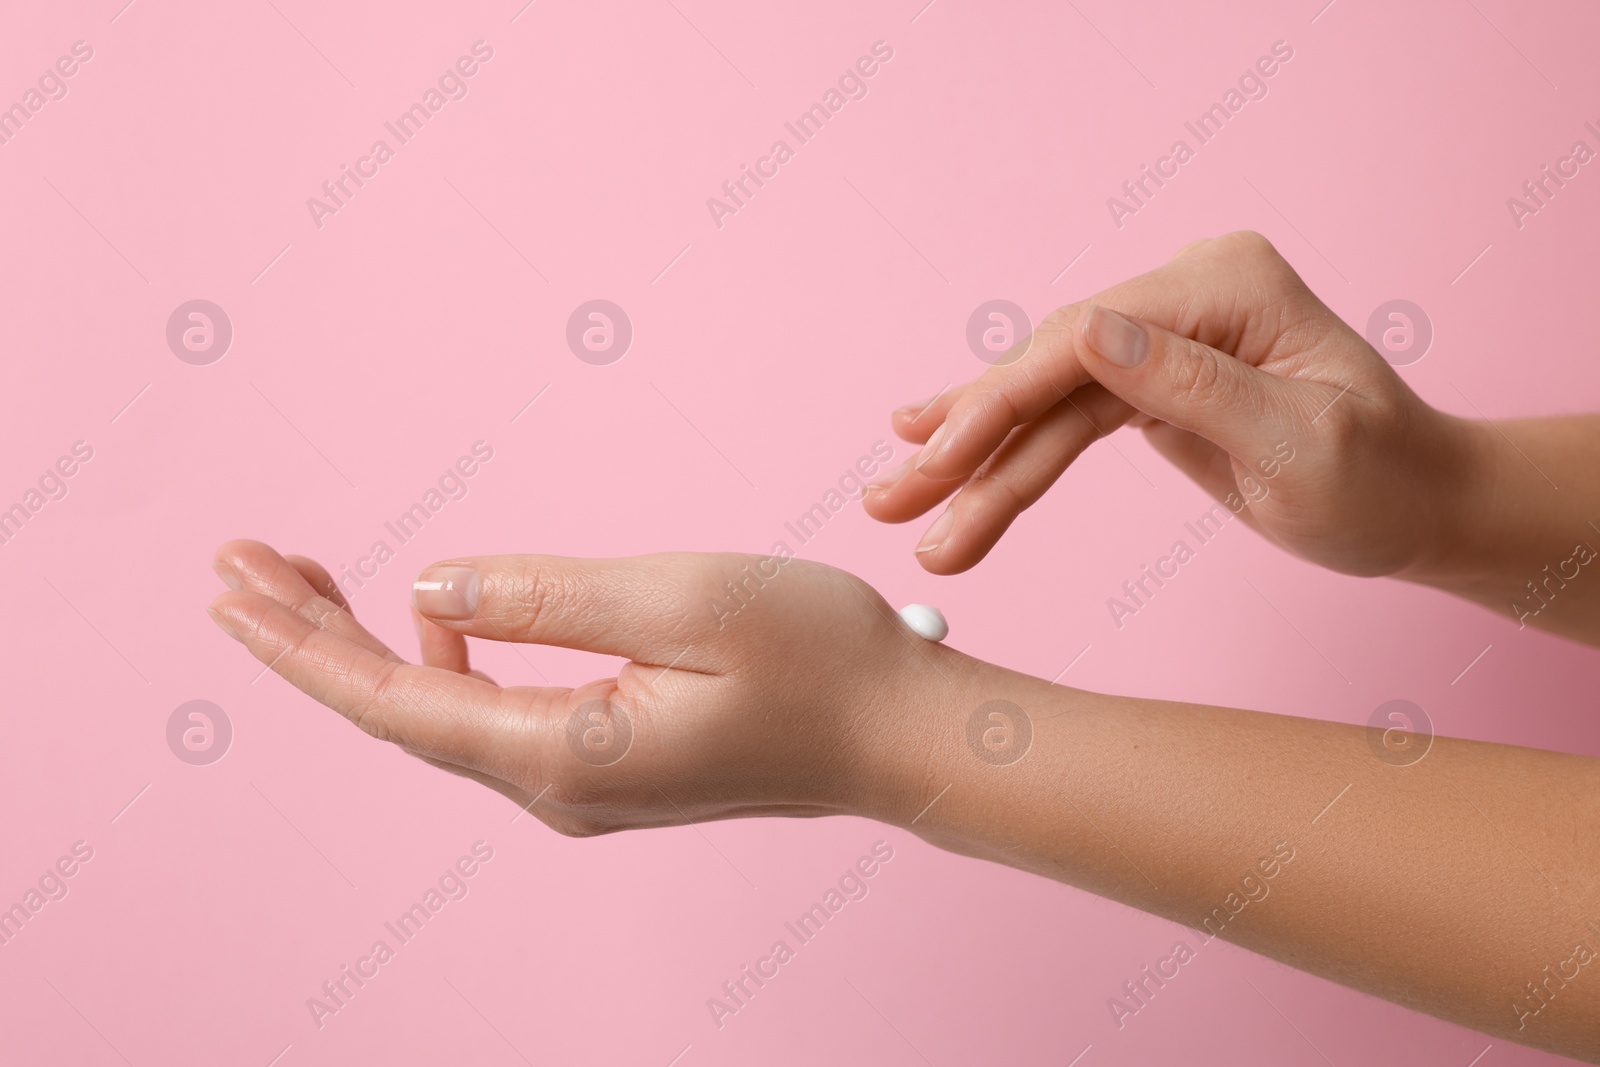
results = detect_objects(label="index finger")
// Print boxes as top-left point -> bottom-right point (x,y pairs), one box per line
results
912,232 -> 1288,483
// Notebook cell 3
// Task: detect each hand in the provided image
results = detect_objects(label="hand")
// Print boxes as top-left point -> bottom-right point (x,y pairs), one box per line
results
864,231 -> 1482,580
206,540 -> 945,834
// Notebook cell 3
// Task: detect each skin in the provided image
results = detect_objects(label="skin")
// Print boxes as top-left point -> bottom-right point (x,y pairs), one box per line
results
865,230 -> 1600,644
209,232 -> 1600,1060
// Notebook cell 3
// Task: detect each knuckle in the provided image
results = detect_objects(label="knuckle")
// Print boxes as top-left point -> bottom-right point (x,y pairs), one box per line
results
1035,302 -> 1077,341
1313,397 -> 1362,455
967,462 -> 1031,519
348,658 -> 402,743
1166,343 -> 1227,405
970,381 -> 1022,436
1220,229 -> 1279,260
1223,231 -> 1308,301
502,564 -> 562,639
300,595 -> 343,629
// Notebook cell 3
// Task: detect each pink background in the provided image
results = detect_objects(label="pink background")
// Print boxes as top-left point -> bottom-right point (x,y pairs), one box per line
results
3,0 -> 1599,1063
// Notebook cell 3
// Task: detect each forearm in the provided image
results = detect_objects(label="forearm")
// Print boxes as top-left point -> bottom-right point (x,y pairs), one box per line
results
860,653 -> 1600,1059
1405,414 -> 1600,644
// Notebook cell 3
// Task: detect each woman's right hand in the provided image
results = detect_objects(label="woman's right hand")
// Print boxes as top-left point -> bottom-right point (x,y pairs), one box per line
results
864,231 -> 1487,583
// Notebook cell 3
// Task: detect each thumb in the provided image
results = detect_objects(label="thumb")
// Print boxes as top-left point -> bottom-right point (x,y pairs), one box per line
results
412,554 -> 690,665
1078,303 -> 1292,461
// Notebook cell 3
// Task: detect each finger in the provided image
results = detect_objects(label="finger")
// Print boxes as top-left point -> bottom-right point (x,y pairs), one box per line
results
410,553 -> 714,668
862,462 -> 964,525
415,608 -> 472,675
209,587 -> 544,780
286,555 -> 350,611
215,540 -> 401,663
909,385 -> 1135,574
912,231 -> 1309,483
889,383 -> 967,444
1078,303 -> 1311,461
866,383 -> 1133,526
867,387 -> 969,503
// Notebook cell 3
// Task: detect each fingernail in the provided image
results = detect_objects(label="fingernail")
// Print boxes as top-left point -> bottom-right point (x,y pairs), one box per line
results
413,565 -> 480,619
915,507 -> 955,554
914,424 -> 947,471
895,395 -> 936,419
206,606 -> 239,640
1084,304 -> 1148,368
868,460 -> 909,490
212,561 -> 243,590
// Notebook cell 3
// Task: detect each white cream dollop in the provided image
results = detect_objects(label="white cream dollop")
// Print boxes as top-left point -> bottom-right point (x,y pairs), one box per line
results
898,604 -> 948,642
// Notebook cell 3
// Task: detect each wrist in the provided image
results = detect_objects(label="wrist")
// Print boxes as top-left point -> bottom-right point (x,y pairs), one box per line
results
840,645 -> 1061,841
1393,413 -> 1502,587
